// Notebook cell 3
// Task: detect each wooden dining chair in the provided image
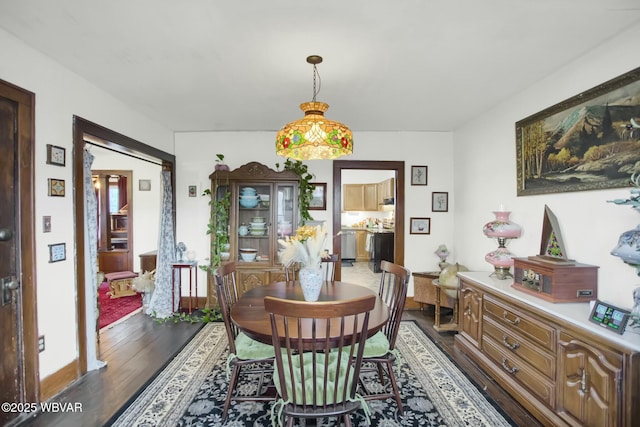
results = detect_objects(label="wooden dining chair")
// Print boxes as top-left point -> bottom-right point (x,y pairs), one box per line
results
214,262 -> 276,420
265,294 -> 376,427
283,261 -> 300,282
359,260 -> 410,414
321,253 -> 339,281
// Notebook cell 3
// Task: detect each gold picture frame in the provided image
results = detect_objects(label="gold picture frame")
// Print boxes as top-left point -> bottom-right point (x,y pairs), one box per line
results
516,67 -> 640,196
48,178 -> 65,197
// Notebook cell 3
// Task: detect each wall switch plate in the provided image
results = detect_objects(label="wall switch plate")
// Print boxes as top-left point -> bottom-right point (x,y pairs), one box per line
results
38,335 -> 45,352
43,216 -> 51,233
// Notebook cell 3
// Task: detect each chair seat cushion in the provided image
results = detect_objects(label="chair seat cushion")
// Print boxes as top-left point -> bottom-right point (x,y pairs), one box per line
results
274,352 -> 354,405
340,331 -> 390,358
234,332 -> 275,360
362,331 -> 390,358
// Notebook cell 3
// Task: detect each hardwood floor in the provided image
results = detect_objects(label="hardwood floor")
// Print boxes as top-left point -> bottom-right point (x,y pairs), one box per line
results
16,312 -> 203,427
16,305 -> 542,427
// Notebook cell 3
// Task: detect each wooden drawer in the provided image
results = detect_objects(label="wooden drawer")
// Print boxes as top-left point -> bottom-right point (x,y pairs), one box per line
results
484,295 -> 555,352
484,316 -> 556,380
483,335 -> 556,408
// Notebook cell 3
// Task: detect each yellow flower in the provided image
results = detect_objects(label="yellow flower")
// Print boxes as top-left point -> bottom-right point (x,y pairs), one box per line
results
278,224 -> 328,267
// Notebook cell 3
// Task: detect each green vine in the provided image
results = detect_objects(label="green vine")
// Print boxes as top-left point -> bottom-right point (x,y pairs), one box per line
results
201,154 -> 231,274
152,307 -> 222,324
276,158 -> 314,225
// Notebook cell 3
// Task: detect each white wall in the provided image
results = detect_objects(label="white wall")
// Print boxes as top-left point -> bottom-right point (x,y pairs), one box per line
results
0,28 -> 173,378
174,131 -> 455,297
453,22 -> 640,310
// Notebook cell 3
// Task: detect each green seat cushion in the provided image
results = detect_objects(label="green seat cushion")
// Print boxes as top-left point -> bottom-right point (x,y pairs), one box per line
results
274,352 -> 354,405
234,332 -> 275,360
362,331 -> 390,358
340,331 -> 390,358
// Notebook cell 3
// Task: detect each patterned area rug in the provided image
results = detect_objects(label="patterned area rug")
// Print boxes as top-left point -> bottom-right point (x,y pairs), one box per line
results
111,321 -> 514,426
98,281 -> 142,329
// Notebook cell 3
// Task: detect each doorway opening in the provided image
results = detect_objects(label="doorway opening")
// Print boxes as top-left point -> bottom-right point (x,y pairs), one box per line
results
332,160 -> 405,281
73,116 -> 175,374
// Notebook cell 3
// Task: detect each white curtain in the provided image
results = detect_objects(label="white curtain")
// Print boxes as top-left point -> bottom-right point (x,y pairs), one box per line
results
146,170 -> 176,318
84,148 -> 106,370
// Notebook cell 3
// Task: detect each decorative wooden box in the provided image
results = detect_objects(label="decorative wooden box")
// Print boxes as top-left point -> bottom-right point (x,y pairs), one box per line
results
512,257 -> 598,303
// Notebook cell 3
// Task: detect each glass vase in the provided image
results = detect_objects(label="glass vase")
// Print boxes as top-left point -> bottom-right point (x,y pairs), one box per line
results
299,265 -> 323,302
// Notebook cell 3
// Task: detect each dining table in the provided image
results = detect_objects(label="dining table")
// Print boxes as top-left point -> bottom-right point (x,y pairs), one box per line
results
230,280 -> 389,345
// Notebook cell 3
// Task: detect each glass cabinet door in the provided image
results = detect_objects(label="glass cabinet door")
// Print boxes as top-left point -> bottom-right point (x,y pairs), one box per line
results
236,183 -> 272,264
276,183 -> 298,239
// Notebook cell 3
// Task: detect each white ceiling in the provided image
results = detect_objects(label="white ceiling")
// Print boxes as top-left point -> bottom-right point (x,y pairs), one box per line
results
1,0 -> 639,133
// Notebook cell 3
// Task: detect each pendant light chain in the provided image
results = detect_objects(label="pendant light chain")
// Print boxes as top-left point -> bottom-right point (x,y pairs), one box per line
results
312,64 -> 321,102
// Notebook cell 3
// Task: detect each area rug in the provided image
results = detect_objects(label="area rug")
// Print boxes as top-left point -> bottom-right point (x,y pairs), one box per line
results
98,281 -> 142,329
110,321 -> 514,426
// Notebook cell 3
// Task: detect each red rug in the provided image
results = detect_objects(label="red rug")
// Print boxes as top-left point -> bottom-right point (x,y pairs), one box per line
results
98,281 -> 142,329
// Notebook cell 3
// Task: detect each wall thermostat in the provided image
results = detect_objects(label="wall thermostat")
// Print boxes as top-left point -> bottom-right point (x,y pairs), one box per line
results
589,299 -> 630,335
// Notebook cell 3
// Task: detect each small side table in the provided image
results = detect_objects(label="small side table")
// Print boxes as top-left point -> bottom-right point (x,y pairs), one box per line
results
431,279 -> 459,332
171,261 -> 198,313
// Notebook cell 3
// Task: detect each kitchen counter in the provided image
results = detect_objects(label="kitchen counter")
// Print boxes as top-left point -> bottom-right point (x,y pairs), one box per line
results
341,226 -> 394,233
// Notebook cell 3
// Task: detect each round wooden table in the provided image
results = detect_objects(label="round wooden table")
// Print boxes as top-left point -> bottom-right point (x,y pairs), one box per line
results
231,281 -> 389,345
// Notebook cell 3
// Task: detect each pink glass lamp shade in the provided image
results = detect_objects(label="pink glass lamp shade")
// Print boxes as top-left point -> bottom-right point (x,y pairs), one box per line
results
483,211 -> 522,279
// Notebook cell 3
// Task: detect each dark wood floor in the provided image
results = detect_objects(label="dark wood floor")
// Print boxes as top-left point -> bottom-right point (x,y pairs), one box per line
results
16,307 -> 542,427
15,313 -> 203,427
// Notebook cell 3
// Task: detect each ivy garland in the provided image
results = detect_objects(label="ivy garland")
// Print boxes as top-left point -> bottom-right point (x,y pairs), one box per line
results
277,158 -> 314,225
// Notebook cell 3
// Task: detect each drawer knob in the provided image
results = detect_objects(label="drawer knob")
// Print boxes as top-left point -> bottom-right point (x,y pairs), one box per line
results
501,357 -> 519,374
502,335 -> 520,351
502,311 -> 521,326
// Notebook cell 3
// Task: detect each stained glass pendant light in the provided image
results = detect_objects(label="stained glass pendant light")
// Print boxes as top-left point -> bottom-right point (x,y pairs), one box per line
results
276,55 -> 353,160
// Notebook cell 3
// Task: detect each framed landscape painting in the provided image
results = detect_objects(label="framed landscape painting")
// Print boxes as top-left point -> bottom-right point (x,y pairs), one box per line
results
516,67 -> 640,196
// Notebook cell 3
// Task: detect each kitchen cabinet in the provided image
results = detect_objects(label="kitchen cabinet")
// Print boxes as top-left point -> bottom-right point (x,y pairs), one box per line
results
377,178 -> 395,209
343,184 -> 364,211
343,183 -> 378,211
355,230 -> 369,261
454,272 -> 640,427
363,183 -> 378,211
206,162 -> 299,308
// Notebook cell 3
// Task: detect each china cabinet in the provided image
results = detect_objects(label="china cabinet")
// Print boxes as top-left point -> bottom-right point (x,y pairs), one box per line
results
206,162 -> 299,307
455,272 -> 640,427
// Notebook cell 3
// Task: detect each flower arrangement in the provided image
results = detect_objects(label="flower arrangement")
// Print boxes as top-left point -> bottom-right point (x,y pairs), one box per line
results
278,224 -> 329,268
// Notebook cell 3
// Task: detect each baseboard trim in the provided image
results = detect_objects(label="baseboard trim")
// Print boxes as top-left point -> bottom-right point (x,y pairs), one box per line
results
39,359 -> 79,401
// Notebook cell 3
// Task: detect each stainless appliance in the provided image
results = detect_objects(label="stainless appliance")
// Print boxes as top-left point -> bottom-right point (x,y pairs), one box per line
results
340,230 -> 356,261
369,232 -> 394,272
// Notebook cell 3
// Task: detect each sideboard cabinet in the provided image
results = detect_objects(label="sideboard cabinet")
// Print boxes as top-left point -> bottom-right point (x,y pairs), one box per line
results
206,162 -> 299,307
455,272 -> 640,427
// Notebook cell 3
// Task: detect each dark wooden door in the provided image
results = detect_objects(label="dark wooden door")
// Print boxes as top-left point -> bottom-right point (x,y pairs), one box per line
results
0,80 -> 37,425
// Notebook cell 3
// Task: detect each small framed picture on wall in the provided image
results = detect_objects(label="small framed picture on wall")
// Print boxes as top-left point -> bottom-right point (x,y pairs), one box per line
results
46,144 -> 66,167
432,192 -> 448,212
411,165 -> 428,185
309,183 -> 327,210
410,217 -> 431,234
